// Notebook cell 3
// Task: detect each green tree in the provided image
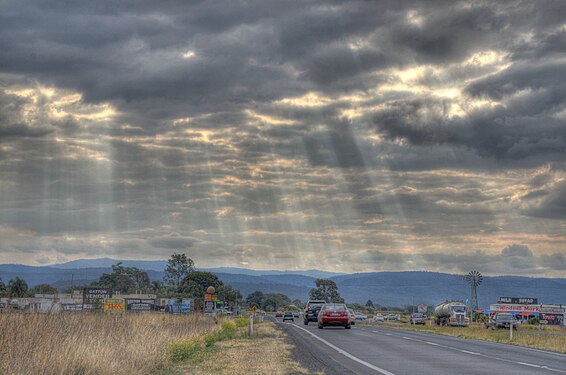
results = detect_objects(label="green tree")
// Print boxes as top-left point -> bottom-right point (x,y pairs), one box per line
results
8,277 -> 29,298
261,293 -> 292,311
309,279 -> 344,303
178,271 -> 222,300
366,299 -> 375,308
29,284 -> 58,295
92,263 -> 150,293
246,291 -> 264,308
292,299 -> 304,308
0,277 -> 7,297
164,253 -> 194,287
217,284 -> 242,307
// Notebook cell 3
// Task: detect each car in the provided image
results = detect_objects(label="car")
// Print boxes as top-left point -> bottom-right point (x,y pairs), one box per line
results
293,311 -> 300,318
385,313 -> 400,321
485,313 -> 519,330
372,314 -> 385,323
318,303 -> 351,329
275,311 -> 283,317
283,311 -> 295,322
354,312 -> 367,321
410,313 -> 426,325
304,300 -> 325,325
348,309 -> 356,325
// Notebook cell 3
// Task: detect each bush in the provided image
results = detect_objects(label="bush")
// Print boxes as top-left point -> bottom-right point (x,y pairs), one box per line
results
527,317 -> 540,325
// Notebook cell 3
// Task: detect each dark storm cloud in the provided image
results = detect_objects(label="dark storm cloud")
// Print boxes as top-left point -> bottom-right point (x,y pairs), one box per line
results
1,0 -> 566,274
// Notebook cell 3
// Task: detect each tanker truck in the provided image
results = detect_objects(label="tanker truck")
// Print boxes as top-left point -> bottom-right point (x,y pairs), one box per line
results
434,301 -> 470,327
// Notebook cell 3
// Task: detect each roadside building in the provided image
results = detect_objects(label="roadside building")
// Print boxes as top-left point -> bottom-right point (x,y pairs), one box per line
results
489,297 -> 565,326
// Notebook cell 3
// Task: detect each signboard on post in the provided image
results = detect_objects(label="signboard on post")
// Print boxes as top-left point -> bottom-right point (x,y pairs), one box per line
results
104,298 -> 125,313
417,304 -> 427,313
83,287 -> 112,310
125,298 -> 156,312
163,299 -> 192,314
83,288 -> 112,303
204,300 -> 215,315
498,297 -> 538,304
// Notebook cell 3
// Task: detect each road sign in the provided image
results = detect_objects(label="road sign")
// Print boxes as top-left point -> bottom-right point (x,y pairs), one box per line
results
251,306 -> 257,312
204,300 -> 215,315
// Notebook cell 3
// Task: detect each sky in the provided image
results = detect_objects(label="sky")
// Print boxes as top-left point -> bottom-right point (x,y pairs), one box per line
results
0,0 -> 565,276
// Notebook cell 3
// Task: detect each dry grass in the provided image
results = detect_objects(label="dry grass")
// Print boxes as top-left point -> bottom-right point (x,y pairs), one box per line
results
0,312 -> 218,375
177,321 -> 319,375
368,322 -> 566,353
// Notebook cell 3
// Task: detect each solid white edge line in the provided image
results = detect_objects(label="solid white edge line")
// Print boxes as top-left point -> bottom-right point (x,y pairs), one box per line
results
289,324 -> 396,375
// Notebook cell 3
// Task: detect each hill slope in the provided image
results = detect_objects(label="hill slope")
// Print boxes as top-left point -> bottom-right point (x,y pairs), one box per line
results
1,262 -> 565,309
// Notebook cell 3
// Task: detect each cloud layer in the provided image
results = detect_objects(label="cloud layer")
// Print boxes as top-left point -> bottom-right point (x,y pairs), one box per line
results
0,0 -> 565,276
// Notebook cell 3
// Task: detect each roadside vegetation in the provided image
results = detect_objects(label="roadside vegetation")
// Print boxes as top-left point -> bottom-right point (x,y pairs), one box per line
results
0,312 -> 217,375
172,320 -> 317,375
363,321 -> 566,354
0,312 -> 314,375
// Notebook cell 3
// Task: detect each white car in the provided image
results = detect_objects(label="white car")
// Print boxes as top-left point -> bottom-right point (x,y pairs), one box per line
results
354,312 -> 367,320
372,314 -> 385,323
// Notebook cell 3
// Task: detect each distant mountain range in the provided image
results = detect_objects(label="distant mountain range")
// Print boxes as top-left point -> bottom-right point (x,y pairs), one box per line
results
1,259 -> 565,309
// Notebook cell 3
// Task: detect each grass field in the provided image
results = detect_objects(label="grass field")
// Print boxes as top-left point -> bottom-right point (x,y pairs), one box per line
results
0,312 -> 218,375
364,321 -> 566,354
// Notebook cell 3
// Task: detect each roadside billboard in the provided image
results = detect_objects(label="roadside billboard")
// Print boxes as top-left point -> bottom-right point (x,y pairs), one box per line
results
104,298 -> 125,313
163,299 -> 191,314
125,298 -> 156,312
83,287 -> 112,307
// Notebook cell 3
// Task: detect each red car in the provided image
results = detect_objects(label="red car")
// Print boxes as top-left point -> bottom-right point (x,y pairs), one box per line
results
318,303 -> 351,329
275,311 -> 283,317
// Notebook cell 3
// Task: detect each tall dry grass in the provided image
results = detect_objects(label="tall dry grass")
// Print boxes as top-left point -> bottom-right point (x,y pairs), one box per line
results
0,312 -> 218,375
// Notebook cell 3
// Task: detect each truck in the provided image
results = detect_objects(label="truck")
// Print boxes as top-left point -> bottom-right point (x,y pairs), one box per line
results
433,301 -> 470,327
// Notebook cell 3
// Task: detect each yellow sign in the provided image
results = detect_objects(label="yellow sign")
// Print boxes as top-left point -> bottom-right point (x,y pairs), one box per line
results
251,306 -> 257,312
104,298 -> 125,312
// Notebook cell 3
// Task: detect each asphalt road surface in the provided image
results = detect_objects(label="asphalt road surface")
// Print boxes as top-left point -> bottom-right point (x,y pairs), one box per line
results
274,317 -> 566,375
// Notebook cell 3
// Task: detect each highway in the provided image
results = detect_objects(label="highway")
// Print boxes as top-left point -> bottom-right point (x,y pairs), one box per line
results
275,318 -> 566,375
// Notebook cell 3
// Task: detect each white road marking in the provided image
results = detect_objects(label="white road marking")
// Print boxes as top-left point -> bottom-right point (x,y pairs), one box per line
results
517,362 -> 541,368
289,323 -> 566,374
290,324 -> 396,375
402,336 -> 418,341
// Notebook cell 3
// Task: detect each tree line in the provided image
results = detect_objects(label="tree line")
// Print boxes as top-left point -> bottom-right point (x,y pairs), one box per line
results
0,253 -> 242,307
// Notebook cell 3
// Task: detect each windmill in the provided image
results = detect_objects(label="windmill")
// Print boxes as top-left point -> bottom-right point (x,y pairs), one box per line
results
463,270 -> 483,312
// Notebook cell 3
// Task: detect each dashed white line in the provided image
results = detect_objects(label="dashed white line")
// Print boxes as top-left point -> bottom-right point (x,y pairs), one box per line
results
461,350 -> 480,355
517,362 -> 541,368
289,324 -> 396,375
